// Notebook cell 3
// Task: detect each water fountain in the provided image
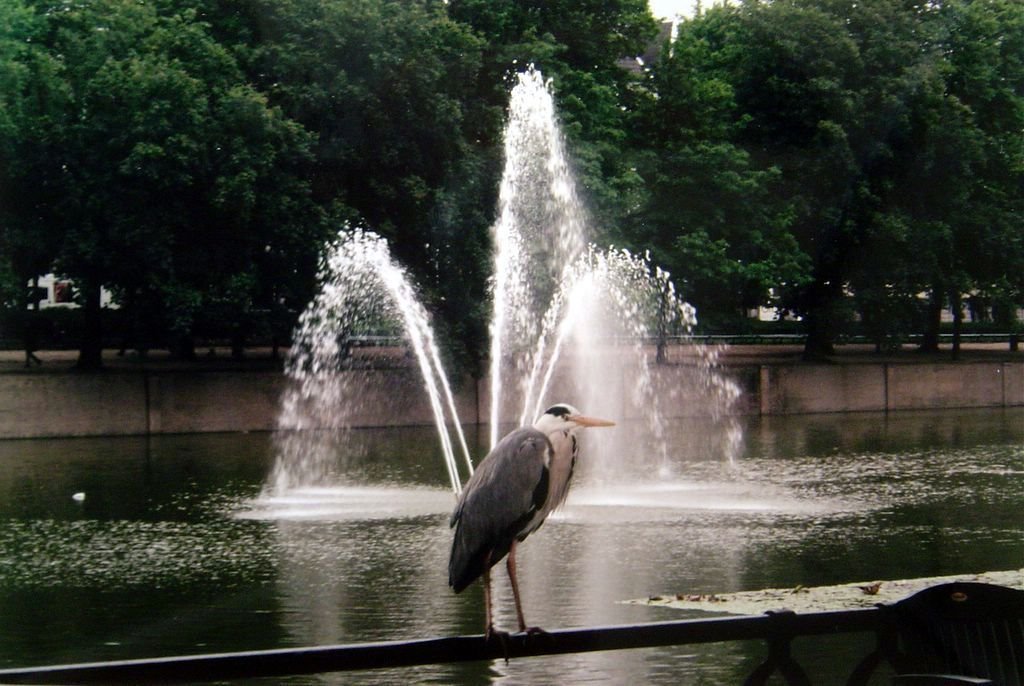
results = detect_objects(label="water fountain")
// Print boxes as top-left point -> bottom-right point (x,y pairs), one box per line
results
261,66 -> 741,512
487,67 -> 587,448
4,72 -> 1022,686
269,229 -> 472,496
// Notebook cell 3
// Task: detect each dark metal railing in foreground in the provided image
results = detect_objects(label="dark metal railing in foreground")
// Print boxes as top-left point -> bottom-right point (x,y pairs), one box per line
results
0,607 -> 888,685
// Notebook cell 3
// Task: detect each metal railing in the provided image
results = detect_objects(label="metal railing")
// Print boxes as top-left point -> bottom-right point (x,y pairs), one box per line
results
0,606 -> 897,685
345,332 -> 1020,348
689,332 -> 1020,346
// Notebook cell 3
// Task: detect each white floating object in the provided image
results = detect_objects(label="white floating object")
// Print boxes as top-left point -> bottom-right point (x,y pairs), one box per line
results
72,492 -> 86,502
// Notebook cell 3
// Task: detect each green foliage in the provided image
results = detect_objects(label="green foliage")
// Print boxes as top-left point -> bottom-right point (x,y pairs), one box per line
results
449,0 -> 658,233
2,0 -> 326,365
626,6 -> 810,328
2,0 -> 1022,366
635,0 -> 1024,352
216,0 -> 494,370
0,0 -> 63,305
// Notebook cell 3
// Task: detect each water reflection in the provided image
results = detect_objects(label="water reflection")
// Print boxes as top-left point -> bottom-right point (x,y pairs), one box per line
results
240,486 -> 454,521
0,409 -> 1021,684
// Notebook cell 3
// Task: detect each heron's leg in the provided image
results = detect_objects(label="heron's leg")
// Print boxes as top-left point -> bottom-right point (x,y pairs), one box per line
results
482,551 -> 495,637
506,541 -> 528,633
482,552 -> 510,660
507,542 -> 549,639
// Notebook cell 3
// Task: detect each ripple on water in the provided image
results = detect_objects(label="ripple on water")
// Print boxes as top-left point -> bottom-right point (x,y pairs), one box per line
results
562,481 -> 852,520
0,517 -> 277,590
235,485 -> 456,521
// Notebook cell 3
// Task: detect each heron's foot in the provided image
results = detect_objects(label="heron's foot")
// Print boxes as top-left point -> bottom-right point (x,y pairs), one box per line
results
485,624 -> 509,642
485,625 -> 511,662
519,626 -> 553,648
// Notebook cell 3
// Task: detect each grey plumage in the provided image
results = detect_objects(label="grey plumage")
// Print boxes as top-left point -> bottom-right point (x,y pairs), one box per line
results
447,403 -> 614,635
449,427 -> 551,593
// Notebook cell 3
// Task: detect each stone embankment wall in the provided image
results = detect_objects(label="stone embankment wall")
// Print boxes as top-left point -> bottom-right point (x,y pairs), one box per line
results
755,361 -> 1023,414
0,360 -> 1021,439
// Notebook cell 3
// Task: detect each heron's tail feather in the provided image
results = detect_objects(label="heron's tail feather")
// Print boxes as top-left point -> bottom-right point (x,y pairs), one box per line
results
448,555 -> 484,594
449,533 -> 488,593
449,528 -> 509,593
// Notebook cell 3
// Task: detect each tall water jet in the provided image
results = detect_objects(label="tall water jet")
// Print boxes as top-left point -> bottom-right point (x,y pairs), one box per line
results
487,67 -> 742,475
270,229 -> 472,495
520,247 -> 691,466
489,67 -> 587,448
265,65 -> 743,511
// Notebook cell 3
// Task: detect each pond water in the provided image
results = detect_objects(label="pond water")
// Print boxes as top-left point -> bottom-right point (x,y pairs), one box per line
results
0,408 -> 1022,683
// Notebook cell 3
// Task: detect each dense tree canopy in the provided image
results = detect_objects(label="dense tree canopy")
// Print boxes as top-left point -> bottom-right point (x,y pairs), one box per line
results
626,12 -> 808,327
1,0 -> 1022,366
634,0 -> 1024,355
2,0 -> 326,366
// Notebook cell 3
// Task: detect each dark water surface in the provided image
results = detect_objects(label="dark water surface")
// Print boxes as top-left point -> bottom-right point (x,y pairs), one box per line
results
0,408 -> 1022,683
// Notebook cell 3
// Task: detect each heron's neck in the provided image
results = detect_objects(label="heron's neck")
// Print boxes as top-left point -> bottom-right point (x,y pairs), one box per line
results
543,429 -> 579,514
546,428 -> 575,456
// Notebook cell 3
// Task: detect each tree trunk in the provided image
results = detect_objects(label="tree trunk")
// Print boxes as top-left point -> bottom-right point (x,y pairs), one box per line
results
1007,306 -> 1020,352
231,330 -> 245,360
801,281 -> 839,361
802,314 -> 835,360
22,277 -> 43,367
950,290 -> 962,361
76,281 -> 104,370
172,332 -> 197,360
918,289 -> 943,353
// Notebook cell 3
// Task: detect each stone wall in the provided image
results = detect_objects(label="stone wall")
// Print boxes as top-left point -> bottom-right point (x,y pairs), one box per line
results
0,361 -> 1021,438
757,361 -> 1024,415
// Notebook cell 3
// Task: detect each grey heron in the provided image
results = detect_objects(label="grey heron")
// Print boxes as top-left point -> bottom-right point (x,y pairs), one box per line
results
448,403 -> 615,637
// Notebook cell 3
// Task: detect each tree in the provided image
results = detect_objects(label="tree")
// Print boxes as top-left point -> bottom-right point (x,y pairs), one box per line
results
0,0 -> 68,361
436,0 -> 661,365
199,0 -> 494,372
628,8 -> 809,327
0,0 -> 57,289
843,0 -> 1024,356
448,0 -> 659,235
7,0 -> 321,367
938,0 -> 1024,352
710,0 -> 967,357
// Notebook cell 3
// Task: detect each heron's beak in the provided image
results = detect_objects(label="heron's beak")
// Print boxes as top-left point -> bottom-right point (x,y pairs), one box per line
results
571,414 -> 616,428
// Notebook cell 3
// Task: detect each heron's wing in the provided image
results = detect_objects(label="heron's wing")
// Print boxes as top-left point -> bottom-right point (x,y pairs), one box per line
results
448,427 -> 550,592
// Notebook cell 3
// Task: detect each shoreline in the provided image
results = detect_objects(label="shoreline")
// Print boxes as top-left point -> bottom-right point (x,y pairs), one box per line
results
2,340 -> 1021,373
0,344 -> 1020,439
